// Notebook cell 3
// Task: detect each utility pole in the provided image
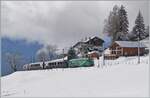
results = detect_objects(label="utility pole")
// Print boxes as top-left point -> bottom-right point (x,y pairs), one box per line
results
62,48 -> 65,71
31,56 -> 34,63
102,43 -> 105,67
138,31 -> 140,64
97,53 -> 100,68
63,48 -> 64,61
138,37 -> 140,64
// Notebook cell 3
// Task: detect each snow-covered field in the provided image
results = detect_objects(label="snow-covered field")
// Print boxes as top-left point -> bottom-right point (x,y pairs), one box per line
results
1,56 -> 149,97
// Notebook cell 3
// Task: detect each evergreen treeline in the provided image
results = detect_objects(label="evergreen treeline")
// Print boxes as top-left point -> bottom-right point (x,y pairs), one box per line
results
103,5 -> 149,42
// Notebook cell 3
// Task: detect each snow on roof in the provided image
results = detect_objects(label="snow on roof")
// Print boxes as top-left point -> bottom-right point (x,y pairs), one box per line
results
140,37 -> 149,47
30,62 -> 43,65
77,53 -> 82,57
83,36 -> 104,43
83,36 -> 96,42
104,48 -> 111,54
143,37 -> 149,40
140,37 -> 149,42
73,36 -> 104,48
88,51 -> 99,54
73,41 -> 85,48
45,56 -> 68,64
115,41 -> 147,48
23,62 -> 44,68
26,57 -> 68,66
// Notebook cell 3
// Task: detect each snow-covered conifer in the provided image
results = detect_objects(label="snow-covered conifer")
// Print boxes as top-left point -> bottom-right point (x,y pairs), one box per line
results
117,5 -> 129,41
130,11 -> 146,41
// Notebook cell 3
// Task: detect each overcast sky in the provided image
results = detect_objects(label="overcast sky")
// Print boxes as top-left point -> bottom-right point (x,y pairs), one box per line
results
1,1 -> 149,49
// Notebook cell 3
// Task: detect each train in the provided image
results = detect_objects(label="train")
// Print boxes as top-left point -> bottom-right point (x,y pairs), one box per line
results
23,58 -> 94,70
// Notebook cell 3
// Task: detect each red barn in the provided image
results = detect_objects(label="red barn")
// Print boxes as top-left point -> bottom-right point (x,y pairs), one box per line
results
109,41 -> 147,56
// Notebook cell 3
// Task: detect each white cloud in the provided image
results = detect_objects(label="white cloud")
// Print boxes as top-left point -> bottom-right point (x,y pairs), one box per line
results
1,1 -> 149,49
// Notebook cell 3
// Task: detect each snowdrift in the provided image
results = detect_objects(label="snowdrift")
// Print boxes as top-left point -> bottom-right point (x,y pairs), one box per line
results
1,56 -> 149,97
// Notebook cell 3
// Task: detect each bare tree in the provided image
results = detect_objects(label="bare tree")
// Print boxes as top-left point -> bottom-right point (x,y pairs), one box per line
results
36,50 -> 49,62
36,50 -> 49,69
46,45 -> 58,60
36,45 -> 58,62
5,52 -> 22,72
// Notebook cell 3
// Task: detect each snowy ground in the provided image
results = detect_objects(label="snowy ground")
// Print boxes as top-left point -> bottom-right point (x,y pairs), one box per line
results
1,56 -> 149,97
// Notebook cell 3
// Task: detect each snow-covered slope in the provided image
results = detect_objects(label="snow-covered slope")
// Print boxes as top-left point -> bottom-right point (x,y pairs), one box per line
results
1,56 -> 149,97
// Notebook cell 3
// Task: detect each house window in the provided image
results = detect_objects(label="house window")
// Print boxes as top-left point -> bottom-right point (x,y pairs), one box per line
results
112,50 -> 116,54
117,51 -> 121,54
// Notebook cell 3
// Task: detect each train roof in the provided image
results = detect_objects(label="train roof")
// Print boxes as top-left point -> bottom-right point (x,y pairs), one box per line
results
46,56 -> 68,64
24,56 -> 68,67
29,62 -> 43,65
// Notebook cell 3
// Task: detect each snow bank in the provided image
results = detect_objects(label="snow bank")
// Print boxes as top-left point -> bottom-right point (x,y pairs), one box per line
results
1,56 -> 149,97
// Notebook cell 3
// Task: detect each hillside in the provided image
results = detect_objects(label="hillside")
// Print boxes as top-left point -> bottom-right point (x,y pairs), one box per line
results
1,56 -> 149,97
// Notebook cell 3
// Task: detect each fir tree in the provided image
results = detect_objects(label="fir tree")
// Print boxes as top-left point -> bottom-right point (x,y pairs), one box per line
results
130,11 -> 146,41
103,5 -> 130,41
67,47 -> 77,60
117,5 -> 129,41
145,26 -> 149,38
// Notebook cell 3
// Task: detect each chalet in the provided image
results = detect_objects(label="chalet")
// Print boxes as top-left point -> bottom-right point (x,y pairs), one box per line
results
109,41 -> 147,56
84,36 -> 104,47
73,36 -> 104,58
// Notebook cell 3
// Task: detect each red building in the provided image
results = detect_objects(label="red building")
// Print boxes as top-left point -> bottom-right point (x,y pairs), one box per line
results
88,51 -> 100,59
109,41 -> 147,56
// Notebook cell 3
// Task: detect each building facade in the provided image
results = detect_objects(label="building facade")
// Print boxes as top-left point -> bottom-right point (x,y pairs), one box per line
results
109,41 -> 147,56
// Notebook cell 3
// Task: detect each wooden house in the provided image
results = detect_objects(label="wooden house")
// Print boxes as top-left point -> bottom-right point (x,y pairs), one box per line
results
73,36 -> 104,49
73,36 -> 104,57
104,48 -> 119,60
109,41 -> 147,56
84,36 -> 104,47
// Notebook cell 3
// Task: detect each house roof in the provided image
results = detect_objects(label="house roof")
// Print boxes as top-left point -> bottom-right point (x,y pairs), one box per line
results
140,37 -> 149,42
140,38 -> 149,48
115,41 -> 147,48
88,51 -> 99,54
104,48 -> 111,54
73,41 -> 85,48
83,36 -> 104,43
73,36 -> 104,48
